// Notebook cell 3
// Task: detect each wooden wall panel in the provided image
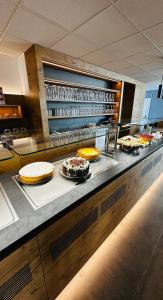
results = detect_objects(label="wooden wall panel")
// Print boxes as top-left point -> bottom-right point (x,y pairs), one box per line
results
37,171 -> 135,299
136,153 -> 154,199
0,155 -> 21,174
152,147 -> 163,179
24,46 -> 45,136
0,238 -> 48,300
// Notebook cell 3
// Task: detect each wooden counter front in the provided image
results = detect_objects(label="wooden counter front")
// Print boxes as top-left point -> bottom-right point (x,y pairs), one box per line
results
37,147 -> 163,299
0,238 -> 48,300
0,146 -> 162,300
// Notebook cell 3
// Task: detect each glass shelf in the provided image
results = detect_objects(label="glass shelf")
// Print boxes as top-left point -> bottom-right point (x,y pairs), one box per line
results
0,105 -> 21,107
46,99 -> 119,104
0,144 -> 13,161
9,125 -> 116,156
44,78 -> 121,93
0,117 -> 23,120
48,113 -> 116,120
0,105 -> 23,119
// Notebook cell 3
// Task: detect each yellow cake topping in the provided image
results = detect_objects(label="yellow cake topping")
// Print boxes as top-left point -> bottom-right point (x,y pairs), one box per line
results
77,147 -> 101,161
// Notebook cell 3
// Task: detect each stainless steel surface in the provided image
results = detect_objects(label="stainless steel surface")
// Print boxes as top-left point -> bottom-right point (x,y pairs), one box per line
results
104,125 -> 118,158
0,183 -> 18,230
13,156 -> 119,210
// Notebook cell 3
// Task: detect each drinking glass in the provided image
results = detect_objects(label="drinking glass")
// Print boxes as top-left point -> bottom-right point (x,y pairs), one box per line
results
78,89 -> 82,101
66,87 -> 71,101
105,93 -> 108,102
51,85 -> 54,100
4,129 -> 11,135
12,128 -> 20,139
94,91 -> 98,102
59,133 -> 64,145
97,91 -> 100,102
90,90 -> 93,101
20,127 -> 28,138
44,84 -> 49,99
101,92 -> 105,102
50,85 -> 53,100
59,86 -> 64,101
63,132 -> 67,144
85,89 -> 88,102
55,134 -> 60,146
74,88 -> 78,101
108,93 -> 112,102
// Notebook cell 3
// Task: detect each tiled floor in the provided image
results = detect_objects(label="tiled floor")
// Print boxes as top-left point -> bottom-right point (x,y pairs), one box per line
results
134,233 -> 163,300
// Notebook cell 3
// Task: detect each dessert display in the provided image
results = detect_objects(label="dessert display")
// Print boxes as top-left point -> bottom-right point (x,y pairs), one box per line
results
117,136 -> 141,149
117,132 -> 157,153
19,161 -> 54,184
139,133 -> 154,144
62,156 -> 90,178
77,147 -> 101,161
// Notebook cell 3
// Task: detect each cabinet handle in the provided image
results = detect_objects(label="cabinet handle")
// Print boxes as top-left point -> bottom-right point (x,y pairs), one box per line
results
0,264 -> 32,300
50,207 -> 98,259
141,162 -> 153,177
101,184 -> 126,216
153,154 -> 162,167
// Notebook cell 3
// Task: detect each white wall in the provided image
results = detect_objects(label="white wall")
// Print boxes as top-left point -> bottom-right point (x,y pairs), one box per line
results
146,80 -> 160,90
131,84 -> 146,122
0,53 -> 22,94
18,54 -> 29,95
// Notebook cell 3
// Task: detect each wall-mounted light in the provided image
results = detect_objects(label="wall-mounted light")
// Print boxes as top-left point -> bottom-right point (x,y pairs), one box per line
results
157,75 -> 163,99
0,87 -> 5,104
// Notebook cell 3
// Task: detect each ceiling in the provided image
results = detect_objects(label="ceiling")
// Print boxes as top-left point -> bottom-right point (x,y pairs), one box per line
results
1,0 -> 163,83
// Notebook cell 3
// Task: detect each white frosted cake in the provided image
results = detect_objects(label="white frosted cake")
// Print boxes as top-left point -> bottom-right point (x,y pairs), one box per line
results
19,161 -> 54,183
62,157 -> 89,177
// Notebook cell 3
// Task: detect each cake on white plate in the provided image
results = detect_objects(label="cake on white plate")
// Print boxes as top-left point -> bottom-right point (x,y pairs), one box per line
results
19,161 -> 54,183
62,157 -> 89,178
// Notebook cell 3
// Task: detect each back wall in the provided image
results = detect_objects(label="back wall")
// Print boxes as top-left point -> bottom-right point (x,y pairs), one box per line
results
0,53 -> 22,94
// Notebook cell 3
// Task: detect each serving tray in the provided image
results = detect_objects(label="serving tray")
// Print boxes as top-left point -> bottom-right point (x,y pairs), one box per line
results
13,156 -> 119,210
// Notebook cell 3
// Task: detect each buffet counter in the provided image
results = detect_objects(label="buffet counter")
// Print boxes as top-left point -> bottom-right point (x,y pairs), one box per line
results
0,139 -> 162,300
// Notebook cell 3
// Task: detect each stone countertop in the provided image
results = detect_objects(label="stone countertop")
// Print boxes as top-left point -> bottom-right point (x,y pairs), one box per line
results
0,140 -> 162,259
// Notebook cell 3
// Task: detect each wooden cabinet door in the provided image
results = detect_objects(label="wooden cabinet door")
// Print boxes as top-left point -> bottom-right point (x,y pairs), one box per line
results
136,148 -> 163,200
136,153 -> 155,199
125,162 -> 142,210
0,238 -> 48,300
152,147 -> 163,180
37,172 -> 131,299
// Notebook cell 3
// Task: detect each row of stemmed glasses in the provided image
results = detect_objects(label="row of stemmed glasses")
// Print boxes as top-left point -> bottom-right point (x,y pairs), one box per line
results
47,105 -> 117,117
45,84 -> 115,103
